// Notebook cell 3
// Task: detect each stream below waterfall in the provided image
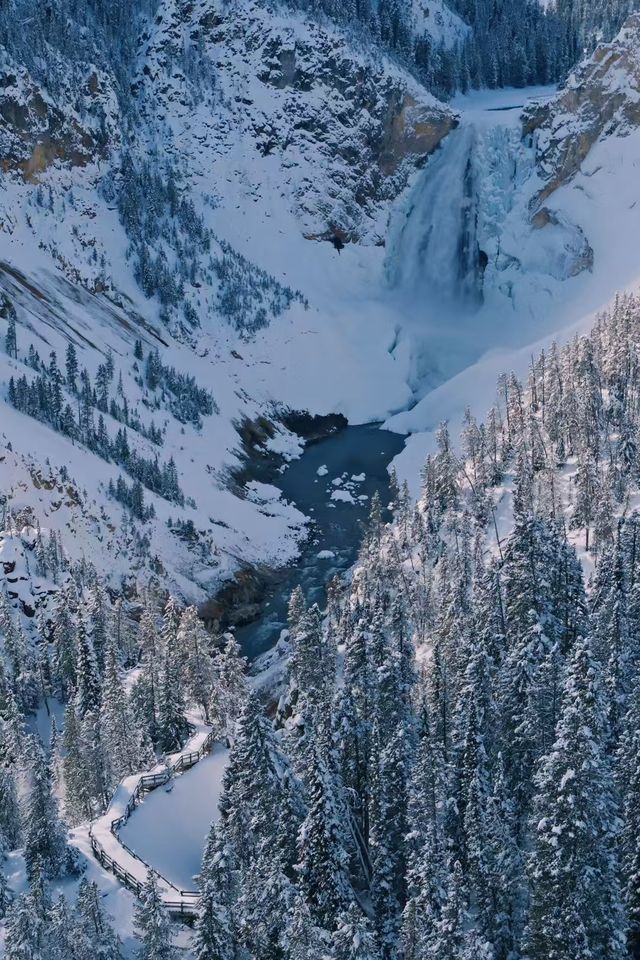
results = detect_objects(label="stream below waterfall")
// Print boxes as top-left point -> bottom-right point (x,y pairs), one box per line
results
117,423 -> 405,891
235,423 -> 406,661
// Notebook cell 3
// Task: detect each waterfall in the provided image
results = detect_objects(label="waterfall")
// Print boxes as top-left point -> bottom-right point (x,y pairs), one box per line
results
386,123 -> 485,307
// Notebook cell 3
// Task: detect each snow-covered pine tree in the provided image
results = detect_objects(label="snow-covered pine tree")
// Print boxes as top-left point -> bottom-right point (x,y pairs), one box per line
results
284,893 -> 329,960
296,747 -> 353,929
23,745 -> 76,880
0,842 -> 10,919
74,615 -> 101,719
523,632 -> 626,960
177,605 -> 215,722
100,638 -> 150,787
156,639 -> 188,753
218,690 -> 301,874
210,634 -> 247,741
4,889 -> 47,960
194,868 -> 236,960
333,903 -> 381,960
0,763 -> 21,849
618,688 -> 640,957
61,700 -> 93,823
48,895 -> 80,960
74,879 -> 123,960
134,872 -> 175,960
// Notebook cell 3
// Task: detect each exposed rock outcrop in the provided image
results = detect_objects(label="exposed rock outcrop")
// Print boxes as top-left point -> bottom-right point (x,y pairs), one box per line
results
0,63 -> 117,181
136,0 -> 456,243
525,13 -> 640,204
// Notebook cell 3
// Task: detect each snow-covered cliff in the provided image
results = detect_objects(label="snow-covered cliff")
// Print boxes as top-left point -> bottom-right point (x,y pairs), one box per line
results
0,0 -> 457,604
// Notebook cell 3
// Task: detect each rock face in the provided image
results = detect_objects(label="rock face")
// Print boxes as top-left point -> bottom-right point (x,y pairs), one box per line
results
525,13 -> 640,203
0,63 -> 117,181
137,0 -> 456,243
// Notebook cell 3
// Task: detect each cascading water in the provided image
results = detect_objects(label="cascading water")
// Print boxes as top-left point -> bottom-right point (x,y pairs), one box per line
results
386,123 -> 485,307
384,89 -> 592,407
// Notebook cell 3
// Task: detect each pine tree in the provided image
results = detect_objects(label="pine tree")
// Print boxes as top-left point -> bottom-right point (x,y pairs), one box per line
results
338,618 -> 374,849
62,700 -> 93,823
210,634 -> 247,739
4,306 -> 17,359
498,517 -> 584,816
75,879 -> 123,960
592,535 -> 635,744
74,615 -> 101,718
333,904 -> 381,960
477,755 -> 524,960
87,583 -> 110,672
423,860 -> 465,959
236,851 -> 294,959
0,871 -> 9,923
0,764 -> 21,848
100,640 -> 149,787
65,342 -> 78,392
619,690 -> 640,957
23,746 -> 75,880
0,689 -> 27,766
194,879 -> 235,960
523,633 -> 626,960
219,691 -> 301,872
288,585 -> 307,636
4,890 -> 46,960
49,895 -> 79,960
160,595 -> 181,655
286,894 -> 329,960
157,640 -> 188,753
177,606 -> 214,721
134,872 -> 175,960
369,631 -> 412,956
296,748 -> 352,929
137,601 -> 160,741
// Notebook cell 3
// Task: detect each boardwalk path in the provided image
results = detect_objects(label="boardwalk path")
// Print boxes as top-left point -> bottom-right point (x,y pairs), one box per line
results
82,716 -> 221,920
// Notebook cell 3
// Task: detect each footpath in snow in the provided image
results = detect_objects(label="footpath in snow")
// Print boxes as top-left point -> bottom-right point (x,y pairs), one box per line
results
80,714 -> 228,916
118,745 -> 227,892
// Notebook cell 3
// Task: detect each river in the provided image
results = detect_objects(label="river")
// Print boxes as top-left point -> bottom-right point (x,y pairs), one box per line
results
116,423 -> 405,891
235,422 -> 406,660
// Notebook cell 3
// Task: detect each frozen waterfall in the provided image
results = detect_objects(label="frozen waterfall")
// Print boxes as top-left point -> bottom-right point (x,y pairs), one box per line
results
386,123 -> 485,307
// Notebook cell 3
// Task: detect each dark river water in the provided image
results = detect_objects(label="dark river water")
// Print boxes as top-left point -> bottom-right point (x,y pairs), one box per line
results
235,423 -> 406,660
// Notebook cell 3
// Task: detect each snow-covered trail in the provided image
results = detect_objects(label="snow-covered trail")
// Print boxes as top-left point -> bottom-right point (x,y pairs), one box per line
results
118,745 -> 227,892
81,716 -> 227,916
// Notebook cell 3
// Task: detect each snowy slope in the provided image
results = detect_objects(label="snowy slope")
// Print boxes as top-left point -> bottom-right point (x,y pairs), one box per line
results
0,266 -> 308,602
0,0 -> 456,604
411,0 -> 469,48
4,3 -> 640,609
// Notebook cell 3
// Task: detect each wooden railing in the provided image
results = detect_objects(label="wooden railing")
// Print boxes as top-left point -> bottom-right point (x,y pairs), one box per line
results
88,724 -> 218,919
